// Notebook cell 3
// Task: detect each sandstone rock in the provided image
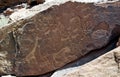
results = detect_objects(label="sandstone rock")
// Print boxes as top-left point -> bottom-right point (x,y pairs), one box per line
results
51,47 -> 120,77
0,1 -> 120,76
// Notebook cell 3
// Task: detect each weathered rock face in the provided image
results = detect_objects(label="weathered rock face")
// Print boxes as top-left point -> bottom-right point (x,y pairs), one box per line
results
0,1 -> 120,76
52,47 -> 120,77
0,20 -> 26,75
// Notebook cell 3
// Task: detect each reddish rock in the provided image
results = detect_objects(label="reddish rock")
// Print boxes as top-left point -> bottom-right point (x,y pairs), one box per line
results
3,8 -> 14,16
0,1 -> 120,76
14,2 -> 120,76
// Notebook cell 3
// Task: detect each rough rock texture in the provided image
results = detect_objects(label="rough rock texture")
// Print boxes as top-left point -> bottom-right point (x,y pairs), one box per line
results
0,1 -> 120,76
0,20 -> 26,75
51,47 -> 120,77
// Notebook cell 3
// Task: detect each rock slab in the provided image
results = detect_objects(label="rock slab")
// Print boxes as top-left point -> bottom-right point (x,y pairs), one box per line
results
0,1 -> 120,76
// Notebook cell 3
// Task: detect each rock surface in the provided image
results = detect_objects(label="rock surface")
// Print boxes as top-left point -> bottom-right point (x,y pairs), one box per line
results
0,1 -> 120,76
51,46 -> 120,77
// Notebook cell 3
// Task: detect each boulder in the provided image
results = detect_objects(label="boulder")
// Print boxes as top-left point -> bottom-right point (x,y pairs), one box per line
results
0,1 -> 120,76
51,46 -> 120,77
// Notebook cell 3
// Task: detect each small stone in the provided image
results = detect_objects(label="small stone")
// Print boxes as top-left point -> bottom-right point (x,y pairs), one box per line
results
3,8 -> 14,16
